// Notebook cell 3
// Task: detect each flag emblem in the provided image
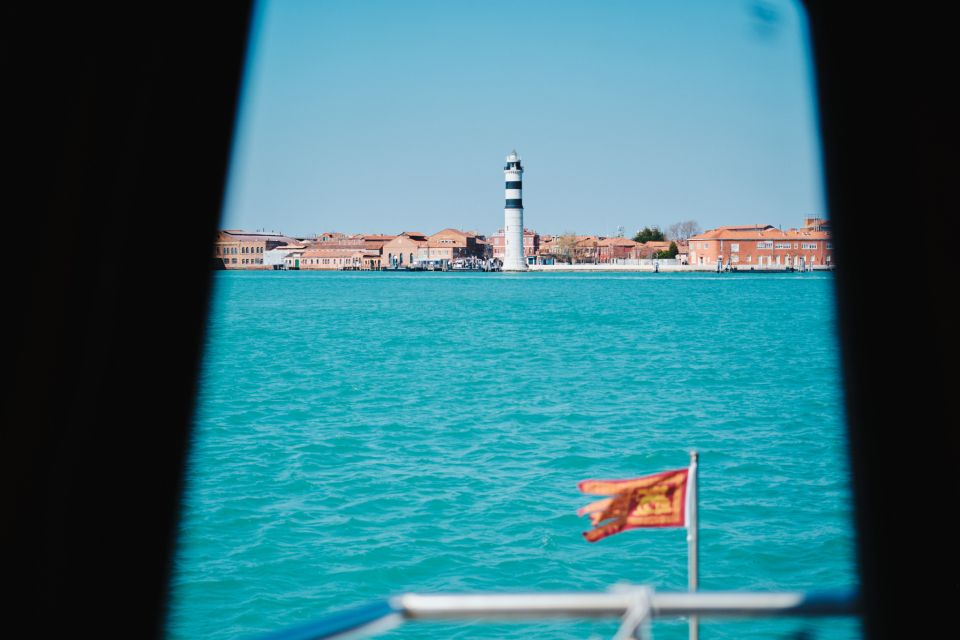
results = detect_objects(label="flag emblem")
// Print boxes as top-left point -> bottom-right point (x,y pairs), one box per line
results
577,468 -> 690,542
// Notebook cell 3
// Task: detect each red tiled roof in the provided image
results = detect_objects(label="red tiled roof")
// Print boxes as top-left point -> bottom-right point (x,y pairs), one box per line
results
430,228 -> 471,238
597,237 -> 638,247
690,226 -> 831,241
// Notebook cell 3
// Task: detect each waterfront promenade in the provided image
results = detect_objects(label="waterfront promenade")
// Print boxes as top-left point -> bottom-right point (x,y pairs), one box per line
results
213,217 -> 834,272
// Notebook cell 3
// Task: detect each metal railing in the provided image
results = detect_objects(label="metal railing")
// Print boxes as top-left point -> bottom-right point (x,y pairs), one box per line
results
257,587 -> 858,640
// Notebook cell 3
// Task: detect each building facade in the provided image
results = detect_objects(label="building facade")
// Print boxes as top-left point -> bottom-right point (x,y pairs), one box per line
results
687,224 -> 833,268
214,230 -> 296,269
422,228 -> 484,264
381,232 -> 427,268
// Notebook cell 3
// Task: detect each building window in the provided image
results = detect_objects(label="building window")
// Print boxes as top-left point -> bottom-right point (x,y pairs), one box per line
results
730,243 -> 739,253
757,241 -> 773,250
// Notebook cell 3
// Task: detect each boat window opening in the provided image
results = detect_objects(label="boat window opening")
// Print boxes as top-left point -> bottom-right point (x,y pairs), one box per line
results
167,2 -> 858,639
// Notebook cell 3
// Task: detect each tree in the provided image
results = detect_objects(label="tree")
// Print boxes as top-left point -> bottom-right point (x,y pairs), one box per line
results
667,220 -> 702,242
555,233 -> 578,263
654,241 -> 679,259
633,226 -> 665,243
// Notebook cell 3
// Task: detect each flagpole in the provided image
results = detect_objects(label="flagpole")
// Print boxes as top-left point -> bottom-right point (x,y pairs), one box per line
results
688,450 -> 699,640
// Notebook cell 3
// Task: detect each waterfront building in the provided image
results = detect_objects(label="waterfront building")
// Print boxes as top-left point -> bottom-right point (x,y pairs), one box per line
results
597,237 -> 641,262
358,234 -> 396,254
214,230 -> 298,269
286,247 -> 375,270
421,228 -> 485,265
537,235 -> 561,262
574,236 -> 600,263
264,243 -> 306,270
502,150 -> 527,271
688,222 -> 833,268
381,231 -> 428,268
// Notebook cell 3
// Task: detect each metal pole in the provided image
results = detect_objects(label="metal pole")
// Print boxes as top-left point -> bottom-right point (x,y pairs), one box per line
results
688,450 -> 699,640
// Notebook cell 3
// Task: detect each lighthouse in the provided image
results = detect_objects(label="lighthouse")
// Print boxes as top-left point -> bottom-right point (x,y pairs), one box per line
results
503,150 -> 527,271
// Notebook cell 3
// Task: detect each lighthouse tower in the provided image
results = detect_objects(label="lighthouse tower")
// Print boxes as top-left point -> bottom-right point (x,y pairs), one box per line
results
503,150 -> 527,271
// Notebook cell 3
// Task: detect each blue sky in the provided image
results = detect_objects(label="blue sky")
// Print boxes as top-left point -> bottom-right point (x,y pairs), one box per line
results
220,0 -> 824,237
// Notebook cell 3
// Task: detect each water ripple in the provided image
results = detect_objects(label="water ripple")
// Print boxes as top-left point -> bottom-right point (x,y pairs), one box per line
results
168,272 -> 857,640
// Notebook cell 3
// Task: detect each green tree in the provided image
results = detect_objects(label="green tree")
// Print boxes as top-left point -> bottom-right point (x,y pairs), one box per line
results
667,241 -> 678,258
654,242 -> 678,259
633,226 -> 665,243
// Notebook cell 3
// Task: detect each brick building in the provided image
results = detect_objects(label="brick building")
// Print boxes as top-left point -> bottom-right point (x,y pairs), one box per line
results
381,232 -> 428,268
687,223 -> 833,269
491,228 -> 539,264
597,237 -> 640,261
420,228 -> 485,264
214,230 -> 297,269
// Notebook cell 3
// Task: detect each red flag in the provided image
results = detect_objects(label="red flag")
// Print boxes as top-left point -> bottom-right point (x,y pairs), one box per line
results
577,468 -> 689,542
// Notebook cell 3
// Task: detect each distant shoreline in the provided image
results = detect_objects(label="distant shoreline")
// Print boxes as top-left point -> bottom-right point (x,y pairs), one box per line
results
217,265 -> 834,274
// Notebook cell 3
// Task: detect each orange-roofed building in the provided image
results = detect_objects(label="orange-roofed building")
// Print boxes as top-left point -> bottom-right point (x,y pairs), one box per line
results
573,236 -> 601,263
687,221 -> 833,269
421,228 -> 485,262
381,232 -> 427,268
214,230 -> 298,269
357,234 -> 396,252
597,237 -> 640,262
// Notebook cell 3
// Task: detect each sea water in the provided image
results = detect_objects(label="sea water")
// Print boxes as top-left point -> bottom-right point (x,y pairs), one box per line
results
167,271 -> 858,639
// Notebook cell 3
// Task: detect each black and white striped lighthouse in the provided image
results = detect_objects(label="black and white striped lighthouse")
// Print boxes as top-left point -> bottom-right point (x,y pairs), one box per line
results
503,150 -> 526,271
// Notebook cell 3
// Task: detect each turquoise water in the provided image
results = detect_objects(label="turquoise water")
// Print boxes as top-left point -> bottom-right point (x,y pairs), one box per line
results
168,271 -> 858,639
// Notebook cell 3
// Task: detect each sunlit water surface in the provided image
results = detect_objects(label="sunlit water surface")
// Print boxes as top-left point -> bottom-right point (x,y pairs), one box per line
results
168,271 -> 857,639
